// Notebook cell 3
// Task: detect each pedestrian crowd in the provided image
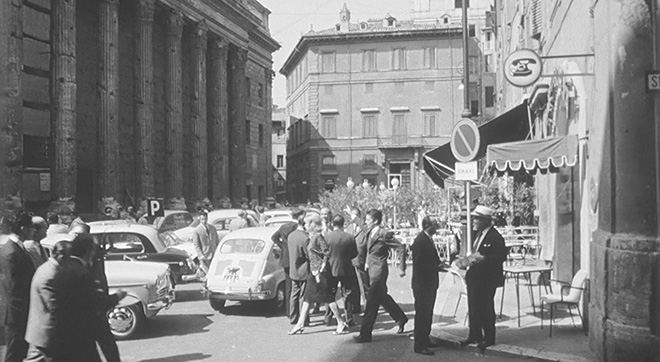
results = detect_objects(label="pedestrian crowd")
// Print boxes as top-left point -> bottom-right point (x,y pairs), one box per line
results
1,209 -> 126,362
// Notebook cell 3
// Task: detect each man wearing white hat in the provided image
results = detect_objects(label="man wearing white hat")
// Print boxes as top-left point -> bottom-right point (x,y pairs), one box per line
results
459,205 -> 507,354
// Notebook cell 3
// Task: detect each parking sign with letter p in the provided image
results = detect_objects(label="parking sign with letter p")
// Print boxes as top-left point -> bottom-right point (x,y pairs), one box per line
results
147,199 -> 164,217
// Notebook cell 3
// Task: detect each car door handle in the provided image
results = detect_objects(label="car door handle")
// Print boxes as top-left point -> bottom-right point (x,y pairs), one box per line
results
136,255 -> 147,260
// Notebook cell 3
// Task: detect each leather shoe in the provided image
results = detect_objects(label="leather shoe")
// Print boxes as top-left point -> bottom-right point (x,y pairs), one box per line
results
477,342 -> 494,354
353,335 -> 372,343
459,339 -> 479,347
414,348 -> 434,356
397,320 -> 407,334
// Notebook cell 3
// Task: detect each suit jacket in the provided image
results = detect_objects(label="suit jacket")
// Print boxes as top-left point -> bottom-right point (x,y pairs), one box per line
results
346,218 -> 365,269
287,228 -> 310,281
24,239 -> 48,269
193,223 -> 219,261
411,231 -> 441,290
271,222 -> 298,269
325,229 -> 358,277
363,226 -> 406,285
0,238 -> 36,328
465,226 -> 507,289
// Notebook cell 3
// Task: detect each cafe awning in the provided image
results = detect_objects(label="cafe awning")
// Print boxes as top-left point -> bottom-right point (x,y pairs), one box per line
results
423,100 -> 532,187
486,134 -> 578,175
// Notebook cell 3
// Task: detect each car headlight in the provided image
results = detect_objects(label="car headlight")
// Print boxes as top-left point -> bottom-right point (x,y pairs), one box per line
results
255,279 -> 265,293
156,274 -> 168,289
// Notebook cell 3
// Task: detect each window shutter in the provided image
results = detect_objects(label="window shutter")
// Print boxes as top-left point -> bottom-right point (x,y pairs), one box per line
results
531,0 -> 543,39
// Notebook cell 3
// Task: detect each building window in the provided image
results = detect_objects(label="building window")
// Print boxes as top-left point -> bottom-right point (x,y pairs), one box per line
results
365,83 -> 374,94
485,54 -> 493,73
321,51 -> 336,73
424,81 -> 434,91
392,113 -> 406,143
443,17 -> 449,24
245,77 -> 251,101
321,115 -> 337,138
258,124 -> 264,147
324,84 -> 333,95
362,113 -> 377,138
246,185 -> 252,200
471,100 -> 479,117
257,83 -> 264,106
245,120 -> 251,145
424,112 -> 438,136
362,49 -> 377,71
277,155 -> 284,168
485,86 -> 494,108
423,47 -> 436,69
363,154 -> 377,169
321,155 -> 336,169
454,0 -> 469,8
391,48 -> 406,70
469,24 -> 476,37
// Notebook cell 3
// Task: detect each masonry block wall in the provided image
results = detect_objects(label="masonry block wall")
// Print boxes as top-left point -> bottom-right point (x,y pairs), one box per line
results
245,58 -> 270,203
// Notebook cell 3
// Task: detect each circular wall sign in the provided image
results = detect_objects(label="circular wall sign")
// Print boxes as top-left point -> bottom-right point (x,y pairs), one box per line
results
503,49 -> 543,87
450,118 -> 481,162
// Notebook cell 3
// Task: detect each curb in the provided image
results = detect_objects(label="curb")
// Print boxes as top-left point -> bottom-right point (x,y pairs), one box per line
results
430,329 -> 594,362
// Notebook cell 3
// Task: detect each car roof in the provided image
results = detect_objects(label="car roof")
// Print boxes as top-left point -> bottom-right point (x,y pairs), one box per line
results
207,209 -> 258,220
89,223 -> 167,252
221,226 -> 279,243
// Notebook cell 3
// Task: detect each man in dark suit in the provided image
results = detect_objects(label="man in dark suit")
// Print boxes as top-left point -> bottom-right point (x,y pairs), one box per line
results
271,218 -> 298,319
345,207 -> 366,314
411,217 -> 446,356
354,209 -> 408,343
0,211 -> 36,362
192,210 -> 219,277
459,205 -> 507,353
286,208 -> 308,325
325,215 -> 358,326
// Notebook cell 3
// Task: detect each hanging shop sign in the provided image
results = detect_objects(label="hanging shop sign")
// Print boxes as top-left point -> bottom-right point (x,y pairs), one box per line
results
504,49 -> 543,87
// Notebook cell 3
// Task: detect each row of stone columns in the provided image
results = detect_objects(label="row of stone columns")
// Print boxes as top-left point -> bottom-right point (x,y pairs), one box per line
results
46,0 -> 242,209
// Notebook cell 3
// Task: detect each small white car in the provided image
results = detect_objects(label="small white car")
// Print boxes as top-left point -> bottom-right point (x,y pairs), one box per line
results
203,226 -> 285,313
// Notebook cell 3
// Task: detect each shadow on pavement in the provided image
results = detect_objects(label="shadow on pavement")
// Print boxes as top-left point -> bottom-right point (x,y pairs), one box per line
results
173,288 -> 206,303
139,353 -> 212,362
217,301 -> 284,318
129,313 -> 215,340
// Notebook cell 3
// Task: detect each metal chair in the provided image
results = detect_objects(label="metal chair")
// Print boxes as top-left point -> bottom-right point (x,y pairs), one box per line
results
541,269 -> 588,337
448,268 -> 468,325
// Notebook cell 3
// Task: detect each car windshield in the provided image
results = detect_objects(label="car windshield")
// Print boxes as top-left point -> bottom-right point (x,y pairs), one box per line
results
159,231 -> 185,247
159,213 -> 193,232
219,238 -> 265,254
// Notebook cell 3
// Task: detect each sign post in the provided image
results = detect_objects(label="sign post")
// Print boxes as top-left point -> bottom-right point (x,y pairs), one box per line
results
450,119 -> 481,255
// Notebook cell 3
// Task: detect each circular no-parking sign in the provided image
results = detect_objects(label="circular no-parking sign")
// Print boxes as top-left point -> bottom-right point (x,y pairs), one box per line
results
450,119 -> 480,162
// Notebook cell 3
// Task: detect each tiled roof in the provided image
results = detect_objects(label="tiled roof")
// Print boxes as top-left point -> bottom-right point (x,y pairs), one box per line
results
307,18 -> 459,36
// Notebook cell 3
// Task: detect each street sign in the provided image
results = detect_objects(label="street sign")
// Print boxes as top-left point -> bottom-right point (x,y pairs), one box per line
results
647,71 -> 660,92
147,198 -> 164,217
504,49 -> 543,87
450,118 -> 481,162
455,161 -> 478,181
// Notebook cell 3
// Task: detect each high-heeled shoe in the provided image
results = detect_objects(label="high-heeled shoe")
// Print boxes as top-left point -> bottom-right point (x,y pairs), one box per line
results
287,327 -> 304,335
333,322 -> 348,335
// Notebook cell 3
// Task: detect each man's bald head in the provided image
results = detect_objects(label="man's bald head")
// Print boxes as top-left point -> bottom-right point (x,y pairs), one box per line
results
32,216 -> 48,242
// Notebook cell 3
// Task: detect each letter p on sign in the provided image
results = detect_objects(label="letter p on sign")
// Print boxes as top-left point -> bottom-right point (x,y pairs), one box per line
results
147,199 -> 164,217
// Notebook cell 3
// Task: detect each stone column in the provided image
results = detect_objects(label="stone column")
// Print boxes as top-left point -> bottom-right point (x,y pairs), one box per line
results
97,0 -> 120,199
589,1 -> 660,361
190,21 -> 208,203
228,46 -> 248,203
0,0 -> 23,203
164,9 -> 185,209
207,36 -> 229,206
133,0 -> 155,198
264,68 -> 274,199
50,0 -> 77,206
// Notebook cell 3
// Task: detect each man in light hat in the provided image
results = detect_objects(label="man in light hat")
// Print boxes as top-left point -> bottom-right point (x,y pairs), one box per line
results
459,205 -> 507,354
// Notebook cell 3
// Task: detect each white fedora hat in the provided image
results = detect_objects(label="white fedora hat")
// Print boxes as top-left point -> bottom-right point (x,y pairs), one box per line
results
470,205 -> 496,219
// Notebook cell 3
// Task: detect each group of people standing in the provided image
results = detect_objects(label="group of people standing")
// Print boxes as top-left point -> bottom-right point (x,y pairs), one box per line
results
0,210 -> 126,362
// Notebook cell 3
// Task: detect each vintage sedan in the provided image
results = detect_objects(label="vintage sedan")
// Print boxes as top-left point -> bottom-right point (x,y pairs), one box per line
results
40,234 -> 175,340
152,210 -> 194,234
203,226 -> 285,313
89,223 -> 198,284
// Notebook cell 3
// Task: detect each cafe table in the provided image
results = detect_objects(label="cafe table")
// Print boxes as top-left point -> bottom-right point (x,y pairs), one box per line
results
499,261 -> 553,327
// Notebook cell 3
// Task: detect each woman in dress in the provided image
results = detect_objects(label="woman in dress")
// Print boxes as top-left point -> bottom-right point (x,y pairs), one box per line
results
288,214 -> 348,335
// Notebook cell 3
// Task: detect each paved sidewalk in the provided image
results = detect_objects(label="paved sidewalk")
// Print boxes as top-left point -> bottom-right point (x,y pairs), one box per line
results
430,270 -> 599,362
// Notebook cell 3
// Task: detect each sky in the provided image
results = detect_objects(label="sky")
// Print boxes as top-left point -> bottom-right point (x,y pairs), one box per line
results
258,0 -> 417,107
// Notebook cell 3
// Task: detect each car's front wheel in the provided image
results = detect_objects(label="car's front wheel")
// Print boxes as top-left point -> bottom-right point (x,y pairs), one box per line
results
210,299 -> 226,312
107,304 -> 144,340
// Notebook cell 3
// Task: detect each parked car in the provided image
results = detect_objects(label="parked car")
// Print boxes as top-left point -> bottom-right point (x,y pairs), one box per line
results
89,223 -> 198,284
262,209 -> 293,219
40,234 -> 175,340
203,226 -> 285,313
263,215 -> 295,228
152,210 -> 194,234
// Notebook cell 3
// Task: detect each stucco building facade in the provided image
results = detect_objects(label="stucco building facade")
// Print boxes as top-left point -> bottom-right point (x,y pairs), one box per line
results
0,0 -> 279,213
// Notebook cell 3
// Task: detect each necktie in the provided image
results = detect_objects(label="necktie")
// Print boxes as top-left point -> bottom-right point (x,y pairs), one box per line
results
473,231 -> 483,251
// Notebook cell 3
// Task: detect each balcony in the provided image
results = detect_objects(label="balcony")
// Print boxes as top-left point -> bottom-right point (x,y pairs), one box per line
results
377,135 -> 427,148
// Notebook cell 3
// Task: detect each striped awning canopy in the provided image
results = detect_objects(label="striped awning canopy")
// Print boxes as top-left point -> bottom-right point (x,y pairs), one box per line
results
486,135 -> 578,175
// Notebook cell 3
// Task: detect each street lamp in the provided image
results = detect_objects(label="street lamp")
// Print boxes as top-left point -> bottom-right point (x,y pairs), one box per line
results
391,177 -> 400,229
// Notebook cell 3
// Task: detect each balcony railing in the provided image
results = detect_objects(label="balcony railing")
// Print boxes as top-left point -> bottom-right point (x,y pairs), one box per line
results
377,135 -> 427,148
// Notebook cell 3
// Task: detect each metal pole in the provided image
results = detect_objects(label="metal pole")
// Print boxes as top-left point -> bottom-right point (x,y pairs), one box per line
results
466,181 -> 472,255
461,0 -> 471,118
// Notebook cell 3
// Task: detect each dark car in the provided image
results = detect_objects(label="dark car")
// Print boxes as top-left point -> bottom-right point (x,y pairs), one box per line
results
89,222 -> 198,285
